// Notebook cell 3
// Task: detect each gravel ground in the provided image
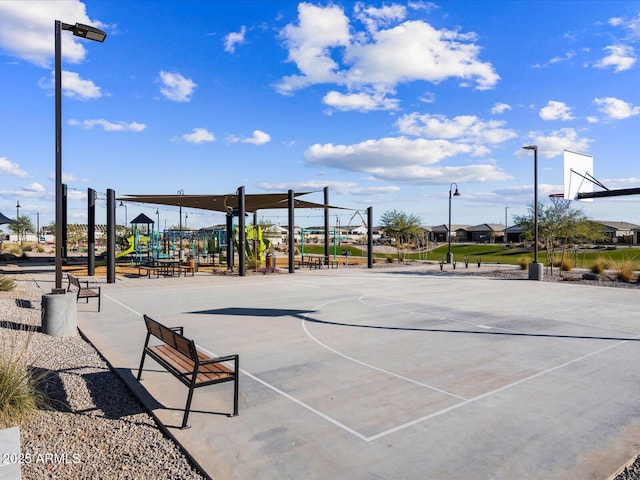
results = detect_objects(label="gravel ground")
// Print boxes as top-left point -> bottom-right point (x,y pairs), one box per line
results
1,266 -> 638,479
0,274 -> 206,480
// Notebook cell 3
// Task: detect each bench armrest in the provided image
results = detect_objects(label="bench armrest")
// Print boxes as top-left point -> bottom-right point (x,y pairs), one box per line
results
199,353 -> 238,366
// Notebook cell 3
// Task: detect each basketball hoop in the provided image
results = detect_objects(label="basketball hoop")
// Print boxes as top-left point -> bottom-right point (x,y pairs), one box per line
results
549,193 -> 571,213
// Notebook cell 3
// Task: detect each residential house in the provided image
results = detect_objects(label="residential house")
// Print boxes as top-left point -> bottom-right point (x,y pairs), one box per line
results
592,221 -> 639,244
466,224 -> 506,243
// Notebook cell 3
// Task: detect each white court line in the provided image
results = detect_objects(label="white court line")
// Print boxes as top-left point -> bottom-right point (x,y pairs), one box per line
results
102,292 -> 371,441
104,291 -> 637,443
366,337 -> 634,441
302,297 -> 467,401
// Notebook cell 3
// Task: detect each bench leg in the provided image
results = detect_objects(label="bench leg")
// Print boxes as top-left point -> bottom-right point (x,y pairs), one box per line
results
182,387 -> 195,429
231,356 -> 239,417
136,351 -> 147,381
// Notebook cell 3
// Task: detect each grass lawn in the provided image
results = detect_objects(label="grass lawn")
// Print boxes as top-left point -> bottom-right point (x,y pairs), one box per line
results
300,243 -> 640,269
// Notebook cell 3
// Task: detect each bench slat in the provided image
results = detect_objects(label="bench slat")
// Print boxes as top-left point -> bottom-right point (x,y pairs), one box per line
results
138,314 -> 239,428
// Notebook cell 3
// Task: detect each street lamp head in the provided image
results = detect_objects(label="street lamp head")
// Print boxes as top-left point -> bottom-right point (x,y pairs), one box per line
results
453,187 -> 461,197
63,22 -> 107,42
450,182 -> 461,197
522,145 -> 537,151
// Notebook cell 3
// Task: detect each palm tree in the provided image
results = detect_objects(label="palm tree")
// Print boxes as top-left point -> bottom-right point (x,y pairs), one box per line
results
10,216 -> 35,244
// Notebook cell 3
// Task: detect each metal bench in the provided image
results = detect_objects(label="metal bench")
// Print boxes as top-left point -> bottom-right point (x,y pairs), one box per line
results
67,273 -> 101,311
137,314 -> 239,429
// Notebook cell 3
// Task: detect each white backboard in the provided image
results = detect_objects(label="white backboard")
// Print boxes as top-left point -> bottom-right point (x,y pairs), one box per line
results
563,150 -> 594,202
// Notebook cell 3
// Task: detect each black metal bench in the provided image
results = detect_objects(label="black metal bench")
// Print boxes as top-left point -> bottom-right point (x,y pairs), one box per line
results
137,314 -> 239,429
67,273 -> 101,311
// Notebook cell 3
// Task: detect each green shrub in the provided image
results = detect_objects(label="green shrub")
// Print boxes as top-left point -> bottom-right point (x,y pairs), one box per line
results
0,276 -> 16,291
385,255 -> 394,263
0,329 -> 47,428
518,256 -> 530,270
591,257 -> 607,274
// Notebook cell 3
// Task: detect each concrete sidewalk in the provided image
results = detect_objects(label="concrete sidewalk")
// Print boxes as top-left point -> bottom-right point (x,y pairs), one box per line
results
67,265 -> 640,479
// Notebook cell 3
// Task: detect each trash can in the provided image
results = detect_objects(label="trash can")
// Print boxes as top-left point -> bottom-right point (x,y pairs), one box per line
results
266,253 -> 275,270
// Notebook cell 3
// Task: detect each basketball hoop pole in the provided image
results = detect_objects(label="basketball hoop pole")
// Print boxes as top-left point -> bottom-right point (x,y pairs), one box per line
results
523,145 -> 543,280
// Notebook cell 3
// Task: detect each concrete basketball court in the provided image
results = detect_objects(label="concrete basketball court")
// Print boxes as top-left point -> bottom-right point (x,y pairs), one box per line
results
75,265 -> 640,479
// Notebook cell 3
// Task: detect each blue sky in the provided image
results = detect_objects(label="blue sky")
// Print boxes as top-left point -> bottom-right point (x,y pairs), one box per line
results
2,1 -> 640,231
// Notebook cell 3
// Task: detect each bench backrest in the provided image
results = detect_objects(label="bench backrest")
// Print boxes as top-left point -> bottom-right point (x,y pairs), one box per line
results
67,274 -> 80,289
143,314 -> 197,361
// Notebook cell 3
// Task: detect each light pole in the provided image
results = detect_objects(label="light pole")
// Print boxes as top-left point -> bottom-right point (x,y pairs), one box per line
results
447,183 -> 461,263
504,206 -> 509,244
522,145 -> 543,280
54,20 -> 106,293
16,201 -> 20,219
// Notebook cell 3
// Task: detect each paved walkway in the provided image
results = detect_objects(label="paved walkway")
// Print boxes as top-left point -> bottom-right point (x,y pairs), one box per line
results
50,264 -> 640,479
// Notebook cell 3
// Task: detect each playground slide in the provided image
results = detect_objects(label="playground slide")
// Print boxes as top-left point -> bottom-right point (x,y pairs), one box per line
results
116,235 -> 135,259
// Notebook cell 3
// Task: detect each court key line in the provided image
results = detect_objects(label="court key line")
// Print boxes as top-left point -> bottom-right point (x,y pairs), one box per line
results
300,295 -> 639,442
104,293 -> 634,443
103,293 -> 371,441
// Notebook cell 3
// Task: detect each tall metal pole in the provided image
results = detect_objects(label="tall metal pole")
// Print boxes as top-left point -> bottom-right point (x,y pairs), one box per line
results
288,190 -> 295,273
106,189 -> 116,284
323,186 -> 329,265
88,188 -> 95,276
446,183 -> 459,263
238,186 -> 246,277
54,20 -> 64,292
367,206 -> 373,269
523,145 -> 542,280
533,148 -> 538,264
504,206 -> 509,244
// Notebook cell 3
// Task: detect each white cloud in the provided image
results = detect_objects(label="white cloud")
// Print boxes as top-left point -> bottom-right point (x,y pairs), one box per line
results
0,0 -> 106,67
303,136 -> 510,185
159,71 -> 197,102
243,130 -> 271,145
354,2 -> 407,34
594,45 -> 636,72
594,96 -> 640,119
490,103 -> 511,114
68,119 -> 146,131
539,101 -> 574,121
396,113 -> 517,144
0,157 -> 29,177
227,130 -> 272,145
276,3 -> 350,94
176,128 -> 216,143
549,50 -> 575,64
40,70 -> 103,100
276,3 -> 499,105
224,26 -> 247,53
525,128 -> 591,158
23,182 -> 45,193
323,90 -> 399,111
257,180 -> 400,195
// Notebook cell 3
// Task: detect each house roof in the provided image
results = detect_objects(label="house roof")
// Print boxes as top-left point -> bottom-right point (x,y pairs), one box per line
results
592,220 -> 640,230
467,223 -> 506,232
430,224 -> 470,232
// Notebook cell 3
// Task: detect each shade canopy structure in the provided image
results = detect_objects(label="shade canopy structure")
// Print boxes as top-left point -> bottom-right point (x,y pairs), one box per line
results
117,192 -> 347,213
130,213 -> 155,225
0,211 -> 15,225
